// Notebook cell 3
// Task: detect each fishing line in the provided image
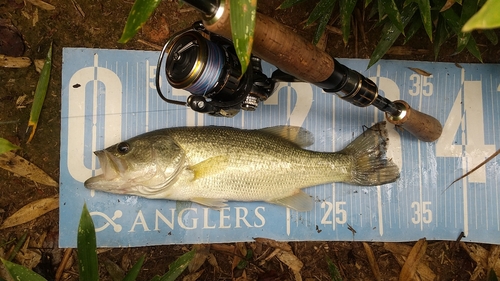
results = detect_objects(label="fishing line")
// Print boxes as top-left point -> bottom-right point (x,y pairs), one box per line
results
183,39 -> 224,95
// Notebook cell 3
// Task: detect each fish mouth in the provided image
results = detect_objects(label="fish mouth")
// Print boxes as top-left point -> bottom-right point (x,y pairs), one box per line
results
84,150 -> 128,191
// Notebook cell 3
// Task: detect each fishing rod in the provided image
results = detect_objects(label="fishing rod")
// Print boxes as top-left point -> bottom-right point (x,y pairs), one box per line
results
155,0 -> 443,142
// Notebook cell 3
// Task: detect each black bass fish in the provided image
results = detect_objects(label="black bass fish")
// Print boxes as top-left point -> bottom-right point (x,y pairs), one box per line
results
84,122 -> 399,211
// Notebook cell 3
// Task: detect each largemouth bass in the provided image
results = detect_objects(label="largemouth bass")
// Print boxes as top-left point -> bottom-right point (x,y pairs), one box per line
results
84,122 -> 399,211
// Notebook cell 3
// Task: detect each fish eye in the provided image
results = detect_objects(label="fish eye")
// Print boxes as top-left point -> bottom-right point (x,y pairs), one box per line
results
117,142 -> 130,154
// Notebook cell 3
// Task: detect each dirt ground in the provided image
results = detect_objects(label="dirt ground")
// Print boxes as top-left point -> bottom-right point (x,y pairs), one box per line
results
1,0 -> 499,280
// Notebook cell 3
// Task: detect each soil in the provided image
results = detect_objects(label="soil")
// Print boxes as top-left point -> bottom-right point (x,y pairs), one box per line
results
0,0 -> 499,280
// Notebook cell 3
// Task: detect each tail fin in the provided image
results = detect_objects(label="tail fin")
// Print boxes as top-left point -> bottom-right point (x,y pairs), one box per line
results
341,122 -> 400,186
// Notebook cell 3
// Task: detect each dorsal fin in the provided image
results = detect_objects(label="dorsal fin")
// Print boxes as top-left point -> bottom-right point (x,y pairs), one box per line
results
258,126 -> 314,147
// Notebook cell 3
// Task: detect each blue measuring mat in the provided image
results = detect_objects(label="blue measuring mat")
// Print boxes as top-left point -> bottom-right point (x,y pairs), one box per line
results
59,48 -> 500,247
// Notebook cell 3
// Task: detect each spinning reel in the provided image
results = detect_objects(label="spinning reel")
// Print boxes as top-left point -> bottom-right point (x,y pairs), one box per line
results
156,22 -> 275,117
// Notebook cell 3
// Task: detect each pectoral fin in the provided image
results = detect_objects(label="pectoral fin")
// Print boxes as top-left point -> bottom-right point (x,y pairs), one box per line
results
190,155 -> 228,180
191,197 -> 228,208
268,191 -> 313,211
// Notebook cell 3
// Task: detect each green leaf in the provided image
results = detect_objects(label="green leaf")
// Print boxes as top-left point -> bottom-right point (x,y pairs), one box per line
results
313,12 -> 333,45
230,0 -> 257,75
339,0 -> 355,45
440,2 -> 481,59
0,138 -> 20,155
381,0 -> 405,33
434,15 -> 450,59
489,269 -> 499,281
77,203 -> 99,281
26,43 -> 52,143
7,232 -> 28,261
278,0 -> 307,9
326,256 -> 342,281
1,258 -> 47,281
414,0 -> 432,41
123,255 -> 145,281
455,0 -> 478,52
236,249 -> 253,270
483,29 -> 498,45
119,0 -> 161,43
368,3 -> 418,68
465,35 -> 483,62
159,249 -> 196,281
306,0 -> 335,25
403,14 -> 422,44
463,0 -> 500,31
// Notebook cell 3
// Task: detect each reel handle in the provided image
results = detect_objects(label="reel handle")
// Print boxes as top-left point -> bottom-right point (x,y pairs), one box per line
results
385,100 -> 443,142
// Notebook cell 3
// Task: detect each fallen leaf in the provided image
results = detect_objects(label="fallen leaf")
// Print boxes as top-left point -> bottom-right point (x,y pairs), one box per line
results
0,151 -> 58,187
206,253 -> 219,272
399,238 -> 428,281
183,269 -> 204,281
26,0 -> 55,10
488,245 -> 500,271
276,250 -> 303,281
389,251 -> 436,281
34,59 -> 44,73
16,95 -> 28,109
211,244 -> 235,254
439,0 -> 455,12
0,55 -> 31,68
188,244 -> 209,273
408,67 -> 432,76
0,196 -> 59,229
254,237 -> 292,252
362,242 -> 381,281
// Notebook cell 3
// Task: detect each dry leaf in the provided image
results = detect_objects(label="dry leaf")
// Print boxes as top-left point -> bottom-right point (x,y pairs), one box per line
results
0,196 -> 59,229
70,0 -> 85,18
234,269 -> 248,281
206,253 -> 219,272
26,0 -> 55,10
232,242 -> 247,270
399,238 -> 428,281
16,94 -> 28,108
34,59 -> 45,73
211,244 -> 234,253
276,250 -> 303,281
0,55 -> 32,68
363,242 -> 381,281
15,237 -> 42,270
183,269 -> 204,281
188,244 -> 209,273
254,237 -> 292,252
408,67 -> 432,77
460,243 -> 488,269
440,0 -> 455,12
488,245 -> 500,271
0,151 -> 58,187
390,253 -> 436,281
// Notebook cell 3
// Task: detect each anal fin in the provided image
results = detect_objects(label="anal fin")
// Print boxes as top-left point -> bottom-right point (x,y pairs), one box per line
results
268,191 -> 313,211
191,197 -> 228,209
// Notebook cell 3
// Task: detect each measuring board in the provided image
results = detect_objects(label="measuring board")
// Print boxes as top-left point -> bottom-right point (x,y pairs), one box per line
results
59,48 -> 500,247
